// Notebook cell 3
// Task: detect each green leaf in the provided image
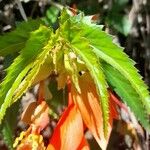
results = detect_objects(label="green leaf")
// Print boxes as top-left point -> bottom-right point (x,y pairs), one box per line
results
103,62 -> 150,130
1,101 -> 20,150
59,8 -> 72,25
0,19 -> 41,56
13,38 -> 55,102
106,0 -> 130,35
1,123 -> 14,150
0,8 -> 149,142
107,14 -> 131,36
75,20 -> 150,115
67,33 -> 109,136
0,25 -> 52,123
64,52 -> 81,93
43,6 -> 60,25
68,12 -> 150,129
59,11 -> 109,134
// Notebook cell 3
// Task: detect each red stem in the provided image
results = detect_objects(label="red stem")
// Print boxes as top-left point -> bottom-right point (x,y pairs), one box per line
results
109,91 -> 128,113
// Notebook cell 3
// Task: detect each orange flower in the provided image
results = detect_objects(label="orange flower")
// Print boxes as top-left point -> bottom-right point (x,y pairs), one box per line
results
13,101 -> 49,150
14,81 -> 50,150
14,131 -> 46,150
47,102 -> 89,150
14,77 -> 124,150
47,78 -> 89,150
47,74 -> 119,150
72,74 -> 118,150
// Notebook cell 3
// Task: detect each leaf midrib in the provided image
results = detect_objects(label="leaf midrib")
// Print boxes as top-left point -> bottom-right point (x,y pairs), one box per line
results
91,45 -> 150,113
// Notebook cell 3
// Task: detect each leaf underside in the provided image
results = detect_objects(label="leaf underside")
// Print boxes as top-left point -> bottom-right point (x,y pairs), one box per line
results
0,19 -> 41,56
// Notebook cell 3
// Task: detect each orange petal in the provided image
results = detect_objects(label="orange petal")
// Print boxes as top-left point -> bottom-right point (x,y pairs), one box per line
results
72,74 -> 117,150
77,136 -> 90,150
31,101 -> 49,132
47,103 -> 86,150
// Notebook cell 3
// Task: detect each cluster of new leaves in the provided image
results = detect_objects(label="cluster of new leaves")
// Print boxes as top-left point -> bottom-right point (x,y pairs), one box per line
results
0,8 -> 150,147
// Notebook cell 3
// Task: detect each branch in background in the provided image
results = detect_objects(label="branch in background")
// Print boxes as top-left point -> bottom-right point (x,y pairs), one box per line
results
16,0 -> 28,21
